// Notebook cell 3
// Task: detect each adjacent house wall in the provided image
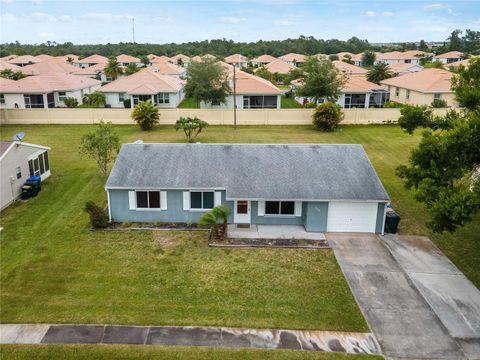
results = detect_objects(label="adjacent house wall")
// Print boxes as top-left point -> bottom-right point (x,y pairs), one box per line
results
304,202 -> 329,232
387,86 -> 457,106
201,94 -> 281,109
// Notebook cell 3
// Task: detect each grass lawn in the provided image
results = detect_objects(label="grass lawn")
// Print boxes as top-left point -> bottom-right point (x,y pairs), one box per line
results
178,97 -> 199,108
277,85 -> 291,90
1,124 -> 479,334
0,345 -> 383,360
281,95 -> 302,108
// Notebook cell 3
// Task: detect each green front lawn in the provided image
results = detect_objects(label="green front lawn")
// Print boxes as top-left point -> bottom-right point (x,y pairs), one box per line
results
178,97 -> 199,108
0,345 -> 383,360
281,95 -> 302,108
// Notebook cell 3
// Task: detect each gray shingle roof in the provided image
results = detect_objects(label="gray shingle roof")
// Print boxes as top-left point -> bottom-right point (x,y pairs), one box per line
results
106,143 -> 389,201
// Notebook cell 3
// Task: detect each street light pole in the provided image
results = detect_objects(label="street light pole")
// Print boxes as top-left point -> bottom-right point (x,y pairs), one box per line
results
232,64 -> 237,130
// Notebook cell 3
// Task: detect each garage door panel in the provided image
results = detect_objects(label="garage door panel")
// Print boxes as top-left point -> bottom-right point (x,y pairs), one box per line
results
327,202 -> 378,233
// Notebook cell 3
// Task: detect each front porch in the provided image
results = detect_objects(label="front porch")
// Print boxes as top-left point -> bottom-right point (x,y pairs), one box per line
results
227,224 -> 326,241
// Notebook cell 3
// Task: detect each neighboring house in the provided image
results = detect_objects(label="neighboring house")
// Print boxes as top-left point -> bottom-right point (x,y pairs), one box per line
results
98,67 -> 185,108
0,140 -> 51,210
53,54 -> 79,63
447,57 -> 474,69
381,68 -> 455,106
1,55 -> 18,61
149,55 -> 174,66
116,54 -> 142,67
191,54 -> 217,63
200,69 -> 282,109
293,76 -> 389,108
333,60 -> 368,77
0,72 -> 101,108
106,143 -> 389,234
251,54 -> 277,67
256,59 -> 295,75
73,54 -> 109,68
387,63 -> 423,75
335,52 -> 356,61
375,50 -> 432,65
170,54 -> 191,66
279,53 -> 306,66
8,55 -> 40,67
224,54 -> 248,68
21,61 -> 78,76
35,54 -> 54,62
433,51 -> 464,64
0,60 -> 27,74
72,62 -> 110,82
150,62 -> 186,77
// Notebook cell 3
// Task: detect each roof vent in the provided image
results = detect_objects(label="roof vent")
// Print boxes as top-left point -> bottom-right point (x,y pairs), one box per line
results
133,140 -> 143,144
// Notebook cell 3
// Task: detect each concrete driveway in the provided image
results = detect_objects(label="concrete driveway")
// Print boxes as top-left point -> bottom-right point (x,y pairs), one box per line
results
327,233 -> 479,359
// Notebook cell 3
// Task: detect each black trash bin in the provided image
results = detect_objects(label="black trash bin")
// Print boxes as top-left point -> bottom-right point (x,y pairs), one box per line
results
25,176 -> 41,197
21,185 -> 33,200
385,211 -> 401,233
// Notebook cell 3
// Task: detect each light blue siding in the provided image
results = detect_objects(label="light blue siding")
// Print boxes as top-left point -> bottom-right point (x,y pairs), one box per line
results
250,201 -> 304,225
304,202 -> 328,232
375,202 -> 387,234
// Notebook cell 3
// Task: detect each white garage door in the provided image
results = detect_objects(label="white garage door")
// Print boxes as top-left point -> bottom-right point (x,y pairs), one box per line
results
327,202 -> 378,233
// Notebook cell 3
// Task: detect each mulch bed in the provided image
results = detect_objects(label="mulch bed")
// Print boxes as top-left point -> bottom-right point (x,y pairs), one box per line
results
100,222 -> 209,231
209,237 -> 330,249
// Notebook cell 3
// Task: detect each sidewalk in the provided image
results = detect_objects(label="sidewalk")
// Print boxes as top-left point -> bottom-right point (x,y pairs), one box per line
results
0,324 -> 380,354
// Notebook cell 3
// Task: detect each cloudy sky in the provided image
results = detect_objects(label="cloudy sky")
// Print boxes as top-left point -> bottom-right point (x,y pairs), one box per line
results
0,0 -> 479,44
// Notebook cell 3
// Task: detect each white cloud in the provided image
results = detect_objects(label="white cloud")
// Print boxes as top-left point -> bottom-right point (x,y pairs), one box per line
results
425,3 -> 447,10
0,12 -> 17,22
273,19 -> 293,26
383,11 -> 394,17
447,8 -> 457,16
220,16 -> 247,24
366,11 -> 376,17
79,13 -> 133,22
29,12 -> 56,22
58,15 -> 72,22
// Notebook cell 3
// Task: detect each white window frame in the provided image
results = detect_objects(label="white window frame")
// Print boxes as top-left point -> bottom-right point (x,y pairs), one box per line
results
264,200 -> 296,217
406,90 -> 410,100
134,190 -> 162,211
119,93 -> 125,102
189,190 -> 215,211
156,93 -> 170,104
58,92 -> 67,101
28,150 -> 49,177
433,93 -> 441,100
0,94 -> 5,105
16,166 -> 22,179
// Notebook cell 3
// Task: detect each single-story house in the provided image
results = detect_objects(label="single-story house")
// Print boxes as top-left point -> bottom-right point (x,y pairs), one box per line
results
105,143 -> 389,234
256,59 -> 295,75
433,51 -> 464,64
150,62 -> 186,77
200,69 -> 282,109
98,67 -> 185,108
170,54 -> 191,66
387,63 -> 423,75
191,54 -> 217,63
7,55 -> 40,67
375,50 -> 432,65
381,68 -> 456,106
251,54 -> 277,67
72,62 -> 110,82
279,53 -> 306,66
0,60 -> 27,74
335,52 -> 356,61
224,54 -> 248,68
21,61 -> 78,76
116,54 -> 143,67
35,54 -> 54,62
447,57 -> 474,69
73,54 -> 109,68
333,60 -> 368,77
0,72 -> 101,108
0,140 -> 51,210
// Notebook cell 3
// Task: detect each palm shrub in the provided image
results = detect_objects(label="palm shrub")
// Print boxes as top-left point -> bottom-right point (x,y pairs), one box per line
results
104,57 -> 123,80
199,205 -> 231,241
63,97 -> 78,108
131,100 -> 160,130
82,91 -> 106,108
431,98 -> 448,108
174,116 -> 208,142
312,102 -> 344,132
367,63 -> 393,84
84,201 -> 109,228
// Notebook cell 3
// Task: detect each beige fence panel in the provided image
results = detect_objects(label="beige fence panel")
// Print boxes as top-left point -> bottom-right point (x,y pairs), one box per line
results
0,107 -> 456,126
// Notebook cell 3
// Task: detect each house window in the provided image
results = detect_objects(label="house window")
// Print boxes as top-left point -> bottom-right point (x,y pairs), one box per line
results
190,191 -> 214,210
243,96 -> 277,109
156,93 -> 170,105
406,90 -> 410,100
119,93 -> 125,102
16,166 -> 21,179
237,200 -> 248,214
24,94 -> 44,108
395,87 -> 400,97
136,191 -> 161,209
434,93 -> 441,100
58,92 -> 66,101
132,95 -> 151,107
265,201 -> 295,215
28,151 -> 50,177
0,94 -> 5,105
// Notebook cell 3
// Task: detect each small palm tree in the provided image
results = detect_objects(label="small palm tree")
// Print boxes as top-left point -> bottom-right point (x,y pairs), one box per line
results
131,100 -> 160,131
104,57 -> 123,80
174,116 -> 209,142
199,205 -> 231,241
367,63 -> 394,84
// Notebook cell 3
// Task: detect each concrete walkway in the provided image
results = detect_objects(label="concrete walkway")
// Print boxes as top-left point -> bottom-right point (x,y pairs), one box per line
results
0,324 -> 380,354
382,234 -> 480,359
327,233 -> 468,359
227,224 -> 326,240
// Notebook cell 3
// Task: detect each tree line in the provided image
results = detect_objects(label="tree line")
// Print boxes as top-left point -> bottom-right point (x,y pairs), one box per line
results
1,30 -> 478,59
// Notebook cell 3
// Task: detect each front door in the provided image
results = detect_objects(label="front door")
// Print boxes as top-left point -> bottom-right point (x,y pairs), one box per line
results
234,200 -> 251,224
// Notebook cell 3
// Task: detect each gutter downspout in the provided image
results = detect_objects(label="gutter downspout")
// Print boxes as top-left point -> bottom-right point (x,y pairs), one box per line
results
106,189 -> 112,222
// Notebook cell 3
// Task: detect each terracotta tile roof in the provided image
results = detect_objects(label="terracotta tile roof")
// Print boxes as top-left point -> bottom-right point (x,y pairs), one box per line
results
387,63 -> 423,74
0,78 -> 16,86
149,55 -> 172,64
8,55 -> 40,65
74,54 -> 109,65
381,68 -> 453,93
35,54 -> 54,61
377,50 -> 432,61
279,53 -> 306,62
72,62 -> 107,75
0,60 -> 25,73
447,57 -> 476,68
98,67 -> 184,94
191,54 -> 217,62
252,54 -> 277,63
333,60 -> 368,76
434,51 -> 464,59
150,62 -> 185,75
228,69 -> 282,95
335,52 -> 355,59
1,55 -> 17,61
21,61 -> 79,76
259,59 -> 295,74
170,54 -> 191,63
116,54 -> 140,63
0,72 -> 101,93
224,54 -> 248,63
343,76 -> 386,93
